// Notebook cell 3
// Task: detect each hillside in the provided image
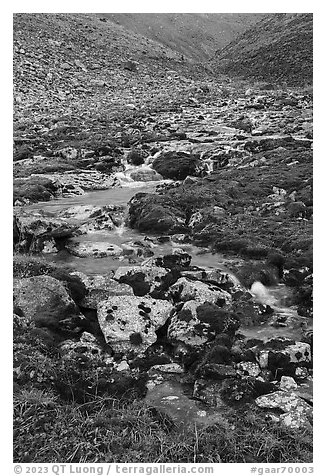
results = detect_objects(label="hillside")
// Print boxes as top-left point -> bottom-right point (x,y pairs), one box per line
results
13,13 -> 217,158
99,13 -> 264,61
212,13 -> 313,86
13,13 -> 313,465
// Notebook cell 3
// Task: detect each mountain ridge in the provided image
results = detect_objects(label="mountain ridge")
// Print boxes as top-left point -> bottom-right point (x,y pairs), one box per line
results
212,13 -> 313,86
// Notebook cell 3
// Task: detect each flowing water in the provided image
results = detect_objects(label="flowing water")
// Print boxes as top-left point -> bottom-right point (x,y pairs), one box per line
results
24,164 -> 303,321
22,164 -> 311,426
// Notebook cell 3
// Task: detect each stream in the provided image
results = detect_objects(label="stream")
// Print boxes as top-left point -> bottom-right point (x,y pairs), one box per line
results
20,161 -> 311,428
24,162 -> 308,339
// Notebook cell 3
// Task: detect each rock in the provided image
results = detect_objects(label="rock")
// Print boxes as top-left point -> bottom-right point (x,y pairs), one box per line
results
40,171 -> 112,194
70,272 -> 134,309
154,252 -> 192,270
280,376 -> 298,391
152,151 -> 200,180
59,204 -> 123,233
123,60 -> 138,72
65,240 -> 123,258
59,204 -> 109,222
168,300 -> 239,348
228,117 -> 252,132
256,340 -> 312,375
115,361 -> 130,372
295,367 -> 309,381
97,296 -> 173,354
188,207 -> 226,230
171,234 -> 191,244
57,147 -> 78,160
113,265 -> 175,298
169,277 -> 232,306
150,363 -> 184,374
13,276 -> 83,332
255,391 -> 312,430
126,148 -> 146,166
129,169 -> 163,182
180,268 -> 241,292
236,361 -> 261,378
59,332 -> 113,366
13,209 -> 77,253
128,193 -> 186,234
197,364 -> 237,380
145,380 -> 227,429
220,377 -> 275,404
279,409 -> 312,430
230,291 -> 271,326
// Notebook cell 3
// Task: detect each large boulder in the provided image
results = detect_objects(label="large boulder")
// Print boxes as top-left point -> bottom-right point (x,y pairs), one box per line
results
128,193 -> 187,234
97,296 -> 173,354
167,300 -> 240,348
169,277 -> 232,307
152,151 -> 200,180
13,209 -> 77,253
13,275 -> 84,332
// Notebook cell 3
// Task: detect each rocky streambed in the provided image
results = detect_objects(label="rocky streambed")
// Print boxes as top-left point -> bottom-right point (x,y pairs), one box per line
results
13,86 -> 313,435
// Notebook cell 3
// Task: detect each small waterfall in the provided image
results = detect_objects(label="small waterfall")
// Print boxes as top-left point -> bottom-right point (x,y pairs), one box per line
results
201,152 -> 214,175
250,281 -> 276,306
205,158 -> 214,174
115,221 -> 126,236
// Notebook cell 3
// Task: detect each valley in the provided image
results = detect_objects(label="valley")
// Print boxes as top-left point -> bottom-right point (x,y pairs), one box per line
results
13,13 -> 313,464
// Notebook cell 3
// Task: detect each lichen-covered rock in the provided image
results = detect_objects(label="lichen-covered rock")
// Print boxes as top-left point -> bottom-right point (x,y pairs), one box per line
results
180,267 -> 242,292
168,300 -> 239,348
146,363 -> 184,391
113,265 -> 175,298
13,209 -> 77,253
255,390 -> 312,430
280,376 -> 298,391
236,361 -> 261,378
257,340 -> 312,374
255,390 -> 310,412
59,332 -> 113,366
65,240 -> 123,258
70,271 -> 133,309
13,275 -> 83,332
129,168 -> 163,182
97,296 -> 173,354
58,204 -> 123,233
59,204 -> 106,221
169,277 -> 232,306
154,252 -> 192,270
